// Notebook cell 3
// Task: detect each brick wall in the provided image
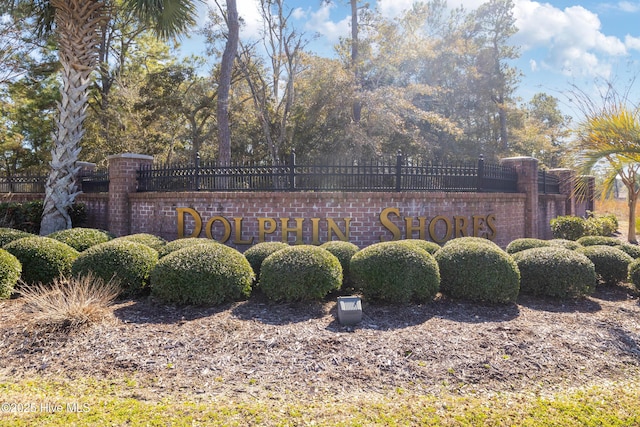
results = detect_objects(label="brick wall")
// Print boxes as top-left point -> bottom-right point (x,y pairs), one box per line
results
129,191 -> 529,249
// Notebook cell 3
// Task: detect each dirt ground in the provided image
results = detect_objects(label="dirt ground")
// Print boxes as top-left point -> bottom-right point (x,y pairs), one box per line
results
1,282 -> 639,400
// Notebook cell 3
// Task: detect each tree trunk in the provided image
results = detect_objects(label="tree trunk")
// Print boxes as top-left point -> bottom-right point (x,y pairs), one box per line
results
217,0 -> 239,167
41,0 -> 106,235
628,190 -> 638,243
351,0 -> 361,124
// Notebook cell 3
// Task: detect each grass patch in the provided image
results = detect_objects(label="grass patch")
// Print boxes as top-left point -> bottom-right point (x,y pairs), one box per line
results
17,274 -> 120,330
0,377 -> 638,426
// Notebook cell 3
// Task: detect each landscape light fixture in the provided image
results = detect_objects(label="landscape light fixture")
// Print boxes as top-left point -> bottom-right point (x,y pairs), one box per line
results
337,296 -> 362,326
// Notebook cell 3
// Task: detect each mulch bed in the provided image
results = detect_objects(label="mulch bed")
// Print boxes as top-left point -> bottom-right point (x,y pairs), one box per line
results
1,285 -> 639,399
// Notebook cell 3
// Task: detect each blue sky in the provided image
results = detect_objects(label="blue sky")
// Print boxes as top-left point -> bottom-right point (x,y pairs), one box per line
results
183,0 -> 640,119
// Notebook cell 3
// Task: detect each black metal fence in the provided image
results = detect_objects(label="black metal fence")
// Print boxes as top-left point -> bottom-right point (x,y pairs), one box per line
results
0,170 -> 109,193
137,153 -> 522,193
538,170 -> 560,194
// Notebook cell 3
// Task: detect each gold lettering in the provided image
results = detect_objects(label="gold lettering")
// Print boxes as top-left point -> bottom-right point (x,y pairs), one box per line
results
281,218 -> 304,244
327,218 -> 351,241
429,215 -> 453,244
205,216 -> 231,243
258,218 -> 277,242
405,216 -> 427,240
486,213 -> 497,241
473,215 -> 486,237
176,207 -> 202,238
454,216 -> 469,238
311,218 -> 321,245
379,207 -> 401,241
233,217 -> 254,245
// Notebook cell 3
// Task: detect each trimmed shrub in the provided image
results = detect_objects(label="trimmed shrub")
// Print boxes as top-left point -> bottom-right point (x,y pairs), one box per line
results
72,240 -> 158,295
350,241 -> 440,303
5,236 -> 79,285
0,249 -> 21,299
151,244 -> 254,305
584,214 -> 617,236
434,241 -> 519,303
398,239 -> 441,255
113,233 -> 167,251
244,242 -> 290,281
443,236 -> 500,249
320,241 -> 360,286
512,247 -> 596,299
550,216 -> 585,241
577,236 -> 624,247
0,228 -> 34,247
47,227 -> 113,251
575,235 -> 640,258
550,239 -> 582,251
505,238 -> 551,254
260,245 -> 342,302
158,238 -> 220,258
627,258 -> 640,290
576,245 -> 634,286
618,243 -> 640,259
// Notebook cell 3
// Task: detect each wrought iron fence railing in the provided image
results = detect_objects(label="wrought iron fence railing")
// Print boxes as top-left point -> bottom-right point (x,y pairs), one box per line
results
538,170 -> 560,194
137,153 -> 522,193
0,170 -> 109,194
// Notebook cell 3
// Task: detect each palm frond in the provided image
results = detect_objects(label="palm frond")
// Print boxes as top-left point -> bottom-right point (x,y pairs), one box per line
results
122,0 -> 201,40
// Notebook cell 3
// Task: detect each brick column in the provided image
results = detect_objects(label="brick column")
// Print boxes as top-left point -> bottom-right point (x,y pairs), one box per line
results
108,153 -> 154,237
501,157 -> 539,238
549,168 -> 576,216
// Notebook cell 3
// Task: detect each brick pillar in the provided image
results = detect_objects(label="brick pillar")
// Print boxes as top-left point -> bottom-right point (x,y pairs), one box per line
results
549,168 -> 576,216
501,157 -> 539,238
108,153 -> 153,237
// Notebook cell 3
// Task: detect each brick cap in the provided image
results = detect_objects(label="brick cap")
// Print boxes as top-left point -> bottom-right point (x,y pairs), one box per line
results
548,168 -> 573,172
107,153 -> 154,161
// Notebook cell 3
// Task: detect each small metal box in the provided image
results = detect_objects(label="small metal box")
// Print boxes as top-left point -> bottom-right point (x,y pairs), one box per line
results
337,296 -> 362,326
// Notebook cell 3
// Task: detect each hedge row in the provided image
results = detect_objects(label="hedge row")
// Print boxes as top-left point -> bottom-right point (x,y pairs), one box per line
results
2,227 -> 638,306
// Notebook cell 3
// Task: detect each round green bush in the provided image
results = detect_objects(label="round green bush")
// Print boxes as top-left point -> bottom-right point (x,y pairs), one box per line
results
47,227 -> 113,251
0,249 -> 21,299
550,216 -> 585,241
549,239 -> 583,251
618,242 -> 640,259
5,236 -> 79,285
576,236 -> 624,247
320,241 -> 360,286
113,233 -> 167,251
512,247 -> 596,299
350,241 -> 440,303
505,238 -> 551,254
0,228 -> 34,247
434,241 -> 520,303
627,258 -> 640,290
72,240 -> 159,295
158,238 -> 220,258
398,239 -> 441,255
576,245 -> 634,286
243,242 -> 290,281
443,236 -> 500,249
151,244 -> 254,305
260,245 -> 342,302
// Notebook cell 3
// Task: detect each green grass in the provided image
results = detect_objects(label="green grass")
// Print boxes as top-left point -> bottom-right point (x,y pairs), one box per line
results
0,377 -> 639,426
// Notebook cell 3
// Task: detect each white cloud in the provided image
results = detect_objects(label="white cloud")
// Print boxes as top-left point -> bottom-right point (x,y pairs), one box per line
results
626,34 -> 640,51
617,1 -> 640,13
376,0 -> 415,18
513,0 -> 628,78
304,3 -> 350,44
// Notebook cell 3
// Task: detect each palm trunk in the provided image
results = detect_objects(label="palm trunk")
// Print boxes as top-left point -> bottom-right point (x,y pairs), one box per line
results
40,0 -> 106,235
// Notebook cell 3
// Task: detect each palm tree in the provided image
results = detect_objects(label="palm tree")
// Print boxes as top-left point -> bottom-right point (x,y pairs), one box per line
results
571,104 -> 640,243
2,0 -> 200,235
